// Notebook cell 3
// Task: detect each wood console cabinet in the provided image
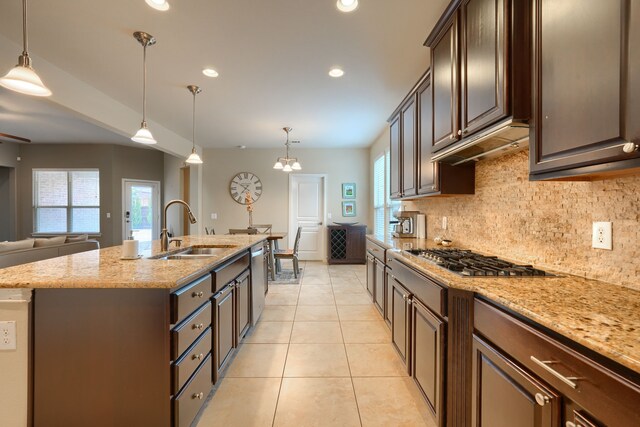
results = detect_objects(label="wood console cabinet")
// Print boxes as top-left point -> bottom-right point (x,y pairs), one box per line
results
328,225 -> 366,264
529,0 -> 640,180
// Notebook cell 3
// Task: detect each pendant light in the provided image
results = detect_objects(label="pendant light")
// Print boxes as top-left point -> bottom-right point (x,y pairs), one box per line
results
273,127 -> 302,172
0,0 -> 52,97
131,31 -> 157,145
185,85 -> 203,164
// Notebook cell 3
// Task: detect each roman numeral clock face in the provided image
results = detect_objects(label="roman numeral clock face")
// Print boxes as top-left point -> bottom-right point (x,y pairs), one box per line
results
229,172 -> 263,205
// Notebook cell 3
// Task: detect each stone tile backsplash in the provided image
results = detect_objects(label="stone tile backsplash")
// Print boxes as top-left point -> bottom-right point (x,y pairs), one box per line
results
404,149 -> 640,290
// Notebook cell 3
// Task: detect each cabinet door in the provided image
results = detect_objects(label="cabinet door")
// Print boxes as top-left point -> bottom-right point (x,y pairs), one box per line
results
401,96 -> 418,197
472,335 -> 561,427
460,0 -> 507,135
389,114 -> 402,199
417,76 -> 439,194
412,299 -> 445,424
235,272 -> 251,342
213,285 -> 235,382
374,260 -> 385,315
390,275 -> 411,370
385,269 -> 393,326
530,0 -> 640,176
432,13 -> 459,152
366,253 -> 375,297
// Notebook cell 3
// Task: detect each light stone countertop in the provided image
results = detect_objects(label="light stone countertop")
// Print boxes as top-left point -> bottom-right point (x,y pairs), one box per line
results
367,234 -> 640,375
0,235 -> 266,290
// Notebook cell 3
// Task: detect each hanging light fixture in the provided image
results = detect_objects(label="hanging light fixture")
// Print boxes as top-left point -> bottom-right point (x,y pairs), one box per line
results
185,85 -> 203,164
273,127 -> 302,173
0,0 -> 52,97
131,31 -> 157,145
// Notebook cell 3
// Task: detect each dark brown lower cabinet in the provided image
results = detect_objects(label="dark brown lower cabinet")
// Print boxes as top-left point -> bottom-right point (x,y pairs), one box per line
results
213,283 -> 235,382
365,252 -> 375,297
389,273 -> 411,370
385,274 -> 393,326
412,298 -> 446,425
235,271 -> 251,341
374,259 -> 385,314
472,334 -> 560,427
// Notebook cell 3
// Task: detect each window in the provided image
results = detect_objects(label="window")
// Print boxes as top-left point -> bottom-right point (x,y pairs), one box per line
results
373,152 -> 400,236
33,169 -> 100,233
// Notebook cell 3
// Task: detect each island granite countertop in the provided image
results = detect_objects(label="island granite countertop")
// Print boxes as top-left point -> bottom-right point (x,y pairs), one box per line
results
367,234 -> 640,375
0,235 -> 266,289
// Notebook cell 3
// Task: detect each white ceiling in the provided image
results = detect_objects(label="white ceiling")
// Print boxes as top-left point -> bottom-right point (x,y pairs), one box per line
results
0,0 -> 448,149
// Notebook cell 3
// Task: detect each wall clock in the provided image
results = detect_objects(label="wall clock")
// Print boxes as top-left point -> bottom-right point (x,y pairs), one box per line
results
229,172 -> 263,204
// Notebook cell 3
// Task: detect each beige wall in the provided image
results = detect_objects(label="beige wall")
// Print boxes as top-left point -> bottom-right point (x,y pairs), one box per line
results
17,144 -> 165,247
403,149 -> 640,290
0,142 -> 19,240
202,148 -> 370,247
163,153 -> 184,237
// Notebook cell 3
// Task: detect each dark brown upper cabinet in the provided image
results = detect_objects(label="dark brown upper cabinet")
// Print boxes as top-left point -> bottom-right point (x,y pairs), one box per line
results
425,0 -> 531,160
431,11 -> 460,152
389,115 -> 402,199
401,96 -> 418,197
529,0 -> 640,180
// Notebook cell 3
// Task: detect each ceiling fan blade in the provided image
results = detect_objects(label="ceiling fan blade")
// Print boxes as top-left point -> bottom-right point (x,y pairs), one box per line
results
0,132 -> 31,143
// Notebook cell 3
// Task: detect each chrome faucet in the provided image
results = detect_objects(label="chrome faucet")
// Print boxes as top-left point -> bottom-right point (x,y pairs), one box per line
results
161,199 -> 197,251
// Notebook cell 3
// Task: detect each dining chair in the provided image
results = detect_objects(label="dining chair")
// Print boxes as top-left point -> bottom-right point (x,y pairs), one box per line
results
273,226 -> 302,278
228,228 -> 258,235
250,224 -> 272,234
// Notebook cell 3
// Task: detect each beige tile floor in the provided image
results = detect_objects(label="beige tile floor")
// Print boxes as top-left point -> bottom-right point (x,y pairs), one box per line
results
197,261 -> 437,427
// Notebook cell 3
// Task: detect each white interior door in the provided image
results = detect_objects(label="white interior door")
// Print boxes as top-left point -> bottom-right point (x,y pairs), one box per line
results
123,179 -> 161,246
289,174 -> 326,261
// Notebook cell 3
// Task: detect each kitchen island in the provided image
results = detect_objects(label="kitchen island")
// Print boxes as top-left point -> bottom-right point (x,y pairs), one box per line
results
0,234 -> 268,427
367,234 -> 640,427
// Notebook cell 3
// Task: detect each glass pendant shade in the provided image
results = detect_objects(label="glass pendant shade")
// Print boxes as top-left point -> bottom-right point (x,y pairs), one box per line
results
337,0 -> 358,12
0,63 -> 51,96
273,161 -> 284,170
131,123 -> 157,144
291,161 -> 301,170
186,149 -> 203,164
145,0 -> 170,11
283,164 -> 293,172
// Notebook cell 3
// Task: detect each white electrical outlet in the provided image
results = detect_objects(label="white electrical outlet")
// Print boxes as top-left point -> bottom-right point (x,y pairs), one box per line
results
0,321 -> 17,351
106,212 -> 111,218
592,222 -> 612,250
210,213 -> 218,220
442,217 -> 448,230
328,213 -> 332,219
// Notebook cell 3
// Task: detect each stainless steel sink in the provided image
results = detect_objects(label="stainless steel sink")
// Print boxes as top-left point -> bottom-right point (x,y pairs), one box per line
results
152,245 -> 237,260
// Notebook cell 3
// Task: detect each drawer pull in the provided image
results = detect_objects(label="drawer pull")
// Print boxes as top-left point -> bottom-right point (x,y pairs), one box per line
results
192,353 -> 204,361
192,392 -> 204,400
566,422 -> 576,427
193,323 -> 205,330
623,142 -> 638,153
192,291 -> 205,298
530,356 -> 579,389
534,393 -> 549,406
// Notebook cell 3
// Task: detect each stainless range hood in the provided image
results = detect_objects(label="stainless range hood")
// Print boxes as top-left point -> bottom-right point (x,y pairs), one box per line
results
431,118 -> 530,166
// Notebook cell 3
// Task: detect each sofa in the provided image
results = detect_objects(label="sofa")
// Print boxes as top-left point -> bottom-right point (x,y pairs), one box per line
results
0,236 -> 100,269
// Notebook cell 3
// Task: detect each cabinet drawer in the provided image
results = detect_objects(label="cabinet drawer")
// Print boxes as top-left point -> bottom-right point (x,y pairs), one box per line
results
366,240 -> 386,262
172,327 -> 212,394
474,298 -> 640,427
212,252 -> 250,293
171,302 -> 211,360
171,275 -> 213,324
173,354 -> 212,427
387,256 -> 447,318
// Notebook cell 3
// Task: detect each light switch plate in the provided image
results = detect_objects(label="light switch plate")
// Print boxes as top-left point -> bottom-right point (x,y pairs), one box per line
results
592,222 -> 612,250
0,321 -> 17,350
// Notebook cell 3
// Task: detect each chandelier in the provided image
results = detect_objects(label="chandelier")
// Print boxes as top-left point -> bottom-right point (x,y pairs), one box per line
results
273,127 -> 301,172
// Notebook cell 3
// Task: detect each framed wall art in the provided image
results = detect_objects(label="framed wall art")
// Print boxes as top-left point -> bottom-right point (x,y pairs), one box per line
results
342,201 -> 356,217
342,183 -> 356,199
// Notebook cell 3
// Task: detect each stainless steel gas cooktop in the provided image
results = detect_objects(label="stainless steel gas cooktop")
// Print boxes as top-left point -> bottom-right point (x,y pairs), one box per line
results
406,248 -> 553,277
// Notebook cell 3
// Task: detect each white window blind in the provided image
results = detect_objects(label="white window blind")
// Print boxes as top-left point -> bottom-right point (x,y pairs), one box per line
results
373,155 -> 386,236
33,169 -> 100,233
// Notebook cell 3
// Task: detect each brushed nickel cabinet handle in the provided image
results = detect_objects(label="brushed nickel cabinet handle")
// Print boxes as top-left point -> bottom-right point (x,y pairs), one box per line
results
192,392 -> 204,400
192,291 -> 204,298
193,323 -> 204,330
192,353 -> 204,361
566,422 -> 576,427
623,142 -> 639,153
457,130 -> 462,136
534,393 -> 549,406
530,356 -> 579,389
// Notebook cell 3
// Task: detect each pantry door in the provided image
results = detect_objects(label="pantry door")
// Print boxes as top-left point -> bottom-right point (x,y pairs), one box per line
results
122,179 -> 160,247
288,174 -> 327,261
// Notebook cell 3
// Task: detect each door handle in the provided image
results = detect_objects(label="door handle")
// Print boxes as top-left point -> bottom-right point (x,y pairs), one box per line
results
318,222 -> 323,225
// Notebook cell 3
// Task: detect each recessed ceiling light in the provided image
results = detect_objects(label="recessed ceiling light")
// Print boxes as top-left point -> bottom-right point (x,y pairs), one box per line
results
336,0 -> 358,12
329,67 -> 345,78
145,0 -> 170,11
202,68 -> 219,78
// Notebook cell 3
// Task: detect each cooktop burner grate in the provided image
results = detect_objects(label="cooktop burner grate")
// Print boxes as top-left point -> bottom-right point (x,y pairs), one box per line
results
406,249 -> 553,277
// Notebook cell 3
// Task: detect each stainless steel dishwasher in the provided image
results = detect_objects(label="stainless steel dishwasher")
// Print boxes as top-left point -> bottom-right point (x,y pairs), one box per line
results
250,242 -> 267,325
